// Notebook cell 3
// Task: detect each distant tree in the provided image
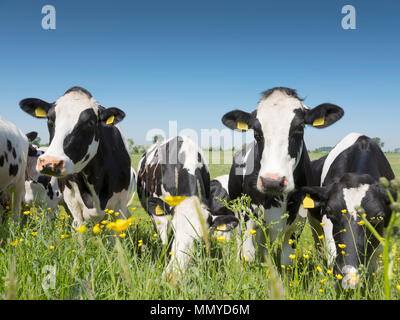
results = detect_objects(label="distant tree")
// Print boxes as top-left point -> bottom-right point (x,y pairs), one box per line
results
32,136 -> 41,147
394,148 -> 400,154
127,138 -> 135,154
152,135 -> 164,144
372,137 -> 384,148
314,146 -> 333,153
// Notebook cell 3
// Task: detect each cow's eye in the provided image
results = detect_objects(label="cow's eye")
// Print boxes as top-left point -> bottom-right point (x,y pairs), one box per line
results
88,119 -> 96,127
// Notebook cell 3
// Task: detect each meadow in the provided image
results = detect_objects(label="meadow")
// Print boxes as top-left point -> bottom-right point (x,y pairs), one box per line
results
0,151 -> 398,300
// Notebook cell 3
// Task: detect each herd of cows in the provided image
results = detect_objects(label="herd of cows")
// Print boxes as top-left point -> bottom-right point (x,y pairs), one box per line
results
0,86 -> 397,289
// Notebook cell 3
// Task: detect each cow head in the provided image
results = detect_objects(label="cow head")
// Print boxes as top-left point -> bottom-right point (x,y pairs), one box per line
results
25,131 -> 45,181
222,87 -> 343,194
19,87 -> 125,177
301,173 -> 396,288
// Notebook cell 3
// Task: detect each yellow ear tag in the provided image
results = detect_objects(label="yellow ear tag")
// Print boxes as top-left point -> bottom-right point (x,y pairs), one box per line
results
237,121 -> 248,131
35,107 -> 47,118
106,115 -> 115,125
155,205 -> 164,216
303,193 -> 315,209
164,196 -> 186,206
217,224 -> 227,231
313,117 -> 325,127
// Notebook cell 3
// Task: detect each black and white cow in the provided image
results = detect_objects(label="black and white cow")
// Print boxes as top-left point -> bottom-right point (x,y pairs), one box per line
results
300,133 -> 396,288
24,141 -> 62,210
209,174 -> 238,240
19,86 -> 134,226
0,116 -> 30,220
137,136 -> 212,275
221,87 -> 344,265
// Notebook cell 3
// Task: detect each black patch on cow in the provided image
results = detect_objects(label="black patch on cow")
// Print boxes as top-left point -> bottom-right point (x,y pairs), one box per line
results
0,155 -> 3,167
64,86 -> 93,98
12,148 -> 16,159
63,109 -> 98,164
288,108 -> 305,159
9,164 -> 18,176
7,140 -> 12,151
209,179 -> 233,217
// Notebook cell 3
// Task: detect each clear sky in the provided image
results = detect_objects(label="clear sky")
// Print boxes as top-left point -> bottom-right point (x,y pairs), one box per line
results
1,0 -> 399,151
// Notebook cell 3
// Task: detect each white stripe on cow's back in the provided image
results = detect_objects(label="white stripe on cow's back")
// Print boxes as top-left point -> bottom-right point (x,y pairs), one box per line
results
320,132 -> 362,186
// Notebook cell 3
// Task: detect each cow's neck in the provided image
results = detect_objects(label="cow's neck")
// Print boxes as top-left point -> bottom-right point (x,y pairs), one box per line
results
293,139 -> 312,188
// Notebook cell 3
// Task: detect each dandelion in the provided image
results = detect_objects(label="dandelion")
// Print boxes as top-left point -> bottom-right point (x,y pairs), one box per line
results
342,228 -> 347,232
303,254 -> 310,259
153,233 -> 158,238
281,265 -> 286,269
93,224 -> 101,234
320,222 -> 326,227
357,221 -> 365,226
341,250 -> 346,255
316,266 -> 322,272
75,225 -> 87,234
169,251 -> 173,256
318,235 -> 324,240
319,289 -> 324,293
31,232 -> 38,236
101,220 -> 108,224
338,244 -> 347,249
289,281 -> 296,287
114,212 -> 120,216
23,211 -> 31,215
320,278 -> 327,284
60,234 -> 70,239
336,274 -> 343,280
138,240 -> 143,247
217,235 -> 226,242
71,249 -> 76,253
119,233 -> 126,238
107,219 -> 131,232
341,209 -> 347,213
327,269 -> 333,275
248,229 -> 256,236
49,246 -> 55,250
289,254 -> 296,260
396,285 -> 400,291
10,239 -> 18,246
244,257 -> 249,262
19,238 -> 23,243
288,239 -> 294,245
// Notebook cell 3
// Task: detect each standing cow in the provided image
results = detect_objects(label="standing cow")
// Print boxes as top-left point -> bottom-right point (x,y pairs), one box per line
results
19,86 -> 134,227
137,136 -> 212,276
0,116 -> 30,220
300,133 -> 396,288
221,87 -> 344,265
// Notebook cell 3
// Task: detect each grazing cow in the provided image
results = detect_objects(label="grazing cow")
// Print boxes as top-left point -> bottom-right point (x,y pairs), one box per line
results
137,136 -> 213,276
300,133 -> 396,288
24,141 -> 62,210
0,116 -> 30,220
19,86 -> 133,226
221,87 -> 344,265
209,175 -> 238,240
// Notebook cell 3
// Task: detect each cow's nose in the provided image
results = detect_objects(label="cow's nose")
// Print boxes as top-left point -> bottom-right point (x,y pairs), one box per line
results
260,174 -> 287,193
38,156 -> 65,175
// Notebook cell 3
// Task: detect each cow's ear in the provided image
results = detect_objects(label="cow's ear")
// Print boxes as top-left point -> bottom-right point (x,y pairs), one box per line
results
304,103 -> 344,128
299,186 -> 329,210
19,98 -> 52,119
99,107 -> 126,126
26,131 -> 38,142
210,215 -> 239,233
222,109 -> 254,131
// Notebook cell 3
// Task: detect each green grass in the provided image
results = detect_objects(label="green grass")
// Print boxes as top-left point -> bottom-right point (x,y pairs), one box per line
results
0,151 -> 398,300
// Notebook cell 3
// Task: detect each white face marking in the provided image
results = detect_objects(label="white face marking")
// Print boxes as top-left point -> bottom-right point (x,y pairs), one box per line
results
42,91 -> 100,174
214,174 -> 229,190
256,91 -> 305,192
320,132 -> 362,186
322,215 -> 337,265
342,184 -> 370,219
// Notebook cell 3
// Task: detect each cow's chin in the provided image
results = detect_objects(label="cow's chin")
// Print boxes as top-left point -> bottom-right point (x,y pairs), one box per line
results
256,181 -> 294,196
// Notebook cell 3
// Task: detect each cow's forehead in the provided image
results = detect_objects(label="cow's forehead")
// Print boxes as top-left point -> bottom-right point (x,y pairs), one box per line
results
256,91 -> 304,123
55,91 -> 99,115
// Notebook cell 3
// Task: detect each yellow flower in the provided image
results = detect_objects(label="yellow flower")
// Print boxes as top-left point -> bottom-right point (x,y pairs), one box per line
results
169,251 -> 174,256
396,285 -> 400,291
336,274 -> 343,280
93,224 -> 102,234
19,238 -> 23,243
316,266 -> 322,272
107,219 -> 131,232
114,212 -> 120,216
101,220 -> 108,224
31,231 -> 38,236
319,289 -> 324,293
341,250 -> 346,255
76,225 -> 87,234
289,281 -> 296,287
288,239 -> 293,245
289,254 -> 296,260
342,228 -> 347,232
320,222 -> 326,227
138,240 -> 143,247
23,210 -> 31,215
244,257 -> 249,262
327,269 -> 333,275
341,209 -> 347,213
248,229 -> 256,236
318,235 -> 324,240
153,233 -> 158,237
281,265 -> 286,269
60,234 -> 70,239
10,239 -> 18,246
164,195 -> 186,206
119,233 -> 126,238
303,254 -> 310,259
338,244 -> 346,249
357,221 -> 365,226
217,235 -> 227,242
320,278 -> 327,284
49,245 -> 55,250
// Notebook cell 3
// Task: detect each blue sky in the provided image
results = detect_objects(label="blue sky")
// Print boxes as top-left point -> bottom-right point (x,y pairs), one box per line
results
0,0 -> 399,151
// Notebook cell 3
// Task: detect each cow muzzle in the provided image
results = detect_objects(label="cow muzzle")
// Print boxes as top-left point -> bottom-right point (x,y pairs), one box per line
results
259,174 -> 287,194
37,156 -> 65,176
